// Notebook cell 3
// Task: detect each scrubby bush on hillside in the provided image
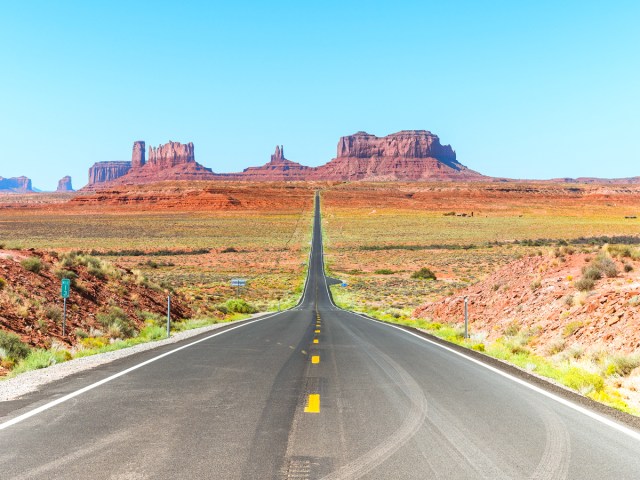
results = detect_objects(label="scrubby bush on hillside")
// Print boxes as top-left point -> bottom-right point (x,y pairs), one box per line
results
59,252 -> 121,280
411,267 -> 437,280
21,257 -> 43,274
574,278 -> 595,291
0,330 -> 30,361
0,277 -> 6,290
96,307 -> 136,339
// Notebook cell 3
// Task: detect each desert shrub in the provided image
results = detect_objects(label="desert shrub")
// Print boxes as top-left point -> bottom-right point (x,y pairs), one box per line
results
74,328 -> 89,338
45,306 -> 62,322
623,263 -> 633,273
574,278 -> 595,291
0,330 -> 30,360
530,278 -> 542,291
560,367 -> 604,393
563,294 -> 574,307
546,336 -> 566,355
629,296 -> 640,307
0,277 -> 6,290
221,247 -> 238,253
221,299 -> 257,314
582,265 -> 602,281
563,321 -> 583,337
411,267 -> 436,280
503,320 -> 521,337
138,324 -> 166,341
139,311 -> 165,327
21,256 -> 43,274
595,256 -> 618,278
607,245 -> 632,258
374,269 -> 395,275
605,355 -> 640,377
96,307 -> 136,338
54,268 -> 77,280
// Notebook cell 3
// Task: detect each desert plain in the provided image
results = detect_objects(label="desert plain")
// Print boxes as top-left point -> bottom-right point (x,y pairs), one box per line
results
2,180 -> 640,413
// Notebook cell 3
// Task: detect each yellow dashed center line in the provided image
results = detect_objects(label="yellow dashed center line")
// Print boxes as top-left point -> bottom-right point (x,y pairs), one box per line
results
311,355 -> 320,364
313,339 -> 319,344
315,329 -> 320,333
304,394 -> 320,413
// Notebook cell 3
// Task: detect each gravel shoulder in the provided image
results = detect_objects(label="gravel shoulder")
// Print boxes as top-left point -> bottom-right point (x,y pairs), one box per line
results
0,313 -> 270,402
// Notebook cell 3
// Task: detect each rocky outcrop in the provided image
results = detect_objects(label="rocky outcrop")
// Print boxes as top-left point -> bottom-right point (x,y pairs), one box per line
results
0,176 -> 33,193
312,130 -> 486,181
56,176 -> 74,192
88,161 -> 132,186
147,141 -> 195,169
131,141 -> 145,169
85,141 -> 216,188
237,145 -> 314,181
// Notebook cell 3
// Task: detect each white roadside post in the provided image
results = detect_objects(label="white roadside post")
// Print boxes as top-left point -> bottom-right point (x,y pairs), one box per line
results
464,296 -> 469,339
167,295 -> 171,338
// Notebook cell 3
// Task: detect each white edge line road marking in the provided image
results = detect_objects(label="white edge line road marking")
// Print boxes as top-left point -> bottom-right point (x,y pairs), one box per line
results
0,311 -> 287,431
319,224 -> 640,442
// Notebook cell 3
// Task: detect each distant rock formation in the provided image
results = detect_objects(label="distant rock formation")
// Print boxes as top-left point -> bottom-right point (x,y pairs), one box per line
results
311,130 -> 485,181
147,141 -> 196,169
85,140 -> 216,188
88,161 -> 132,186
84,130 -> 489,188
56,176 -> 74,192
0,176 -> 33,193
237,145 -> 314,181
131,141 -> 145,169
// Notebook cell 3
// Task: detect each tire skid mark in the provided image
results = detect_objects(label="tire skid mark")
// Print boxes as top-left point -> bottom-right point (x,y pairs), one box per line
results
319,331 -> 428,480
412,405 -> 517,480
528,399 -> 571,480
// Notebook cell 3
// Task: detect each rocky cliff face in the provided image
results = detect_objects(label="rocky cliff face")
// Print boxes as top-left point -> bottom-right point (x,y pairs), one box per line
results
238,145 -> 313,181
0,176 -> 33,193
312,130 -> 485,181
88,162 -> 132,186
131,141 -> 145,169
56,176 -> 74,192
147,141 -> 195,169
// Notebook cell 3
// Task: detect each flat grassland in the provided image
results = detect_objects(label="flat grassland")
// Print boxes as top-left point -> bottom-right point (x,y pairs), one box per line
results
0,183 -> 316,314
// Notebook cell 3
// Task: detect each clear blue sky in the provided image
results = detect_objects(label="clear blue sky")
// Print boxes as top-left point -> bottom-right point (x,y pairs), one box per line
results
1,1 -> 638,189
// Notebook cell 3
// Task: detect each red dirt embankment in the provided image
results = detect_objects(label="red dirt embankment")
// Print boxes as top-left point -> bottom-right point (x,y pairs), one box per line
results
415,251 -> 640,354
0,249 -> 191,349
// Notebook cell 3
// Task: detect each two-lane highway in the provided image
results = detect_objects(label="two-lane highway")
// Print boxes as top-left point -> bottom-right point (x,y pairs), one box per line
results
2,192 -> 640,478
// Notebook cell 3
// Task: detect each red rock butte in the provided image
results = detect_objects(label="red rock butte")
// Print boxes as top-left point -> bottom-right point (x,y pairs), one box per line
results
84,130 -> 490,188
0,176 -> 33,193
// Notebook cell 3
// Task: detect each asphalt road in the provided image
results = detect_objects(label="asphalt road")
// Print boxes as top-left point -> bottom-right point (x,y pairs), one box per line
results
2,193 -> 640,479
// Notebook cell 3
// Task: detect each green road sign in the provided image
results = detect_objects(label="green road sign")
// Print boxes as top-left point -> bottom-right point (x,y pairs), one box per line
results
61,278 -> 71,299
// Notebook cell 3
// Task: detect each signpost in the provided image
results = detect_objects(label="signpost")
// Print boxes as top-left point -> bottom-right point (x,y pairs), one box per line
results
61,278 -> 71,336
464,296 -> 469,339
167,295 -> 171,338
231,278 -> 247,297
